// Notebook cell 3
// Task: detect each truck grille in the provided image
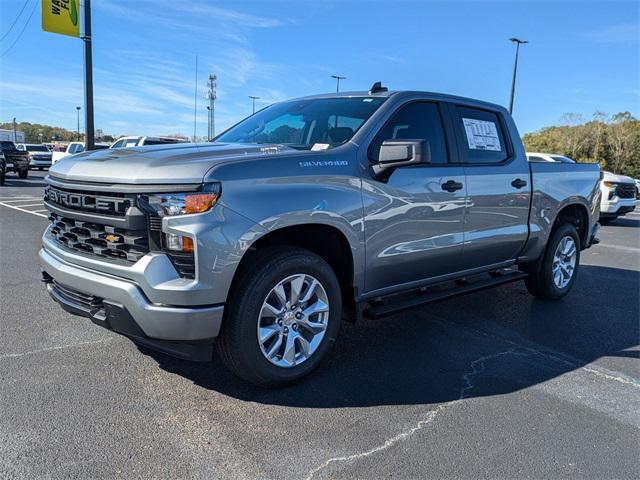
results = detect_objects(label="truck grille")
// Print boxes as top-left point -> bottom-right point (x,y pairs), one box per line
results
44,179 -> 196,278
615,184 -> 637,199
44,185 -> 131,216
48,212 -> 149,262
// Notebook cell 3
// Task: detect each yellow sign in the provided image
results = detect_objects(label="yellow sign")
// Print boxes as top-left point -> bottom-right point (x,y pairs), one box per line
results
42,0 -> 80,38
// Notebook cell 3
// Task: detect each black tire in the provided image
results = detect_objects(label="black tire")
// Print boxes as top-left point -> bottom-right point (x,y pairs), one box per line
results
18,169 -> 28,179
525,223 -> 580,300
38,167 -> 44,171
216,247 -> 342,387
0,169 -> 5,186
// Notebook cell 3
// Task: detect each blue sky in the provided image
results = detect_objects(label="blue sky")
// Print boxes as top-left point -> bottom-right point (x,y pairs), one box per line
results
0,0 -> 638,138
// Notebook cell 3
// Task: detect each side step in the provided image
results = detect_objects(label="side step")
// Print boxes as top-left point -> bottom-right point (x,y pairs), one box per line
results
364,271 -> 528,319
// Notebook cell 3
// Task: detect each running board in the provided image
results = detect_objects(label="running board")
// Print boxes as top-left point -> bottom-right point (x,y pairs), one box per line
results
364,271 -> 528,319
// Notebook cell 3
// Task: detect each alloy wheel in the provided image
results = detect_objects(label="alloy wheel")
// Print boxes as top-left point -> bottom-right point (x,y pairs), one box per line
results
552,236 -> 577,289
257,273 -> 330,368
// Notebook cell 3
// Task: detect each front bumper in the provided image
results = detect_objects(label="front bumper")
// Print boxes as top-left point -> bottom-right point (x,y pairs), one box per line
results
40,247 -> 224,356
30,158 -> 52,167
600,197 -> 636,215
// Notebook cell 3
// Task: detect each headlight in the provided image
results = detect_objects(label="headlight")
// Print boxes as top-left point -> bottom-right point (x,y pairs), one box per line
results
603,181 -> 617,188
141,183 -> 221,217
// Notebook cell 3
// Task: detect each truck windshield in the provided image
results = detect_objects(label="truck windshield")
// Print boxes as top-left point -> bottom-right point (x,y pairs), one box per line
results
27,145 -> 49,152
215,97 -> 386,150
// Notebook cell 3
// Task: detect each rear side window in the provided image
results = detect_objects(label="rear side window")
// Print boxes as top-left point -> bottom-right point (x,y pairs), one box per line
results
369,102 -> 448,164
528,155 -> 547,163
455,106 -> 508,164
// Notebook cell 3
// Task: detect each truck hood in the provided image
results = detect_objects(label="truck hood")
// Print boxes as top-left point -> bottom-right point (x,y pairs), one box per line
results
48,142 -> 298,185
602,170 -> 635,184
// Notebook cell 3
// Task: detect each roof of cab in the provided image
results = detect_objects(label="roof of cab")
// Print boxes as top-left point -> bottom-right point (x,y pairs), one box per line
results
290,89 -> 508,113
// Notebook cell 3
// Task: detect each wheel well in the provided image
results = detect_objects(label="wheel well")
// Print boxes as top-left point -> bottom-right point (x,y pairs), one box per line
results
235,224 -> 355,303
553,204 -> 589,248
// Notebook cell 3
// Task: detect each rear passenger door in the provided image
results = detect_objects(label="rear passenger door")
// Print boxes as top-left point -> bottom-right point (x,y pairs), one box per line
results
451,105 -> 531,268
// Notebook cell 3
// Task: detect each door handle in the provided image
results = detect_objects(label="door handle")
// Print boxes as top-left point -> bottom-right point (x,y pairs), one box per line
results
441,180 -> 464,192
511,178 -> 527,189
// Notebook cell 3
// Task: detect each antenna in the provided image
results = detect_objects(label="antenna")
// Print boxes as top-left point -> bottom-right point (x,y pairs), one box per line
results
206,74 -> 217,140
369,81 -> 388,95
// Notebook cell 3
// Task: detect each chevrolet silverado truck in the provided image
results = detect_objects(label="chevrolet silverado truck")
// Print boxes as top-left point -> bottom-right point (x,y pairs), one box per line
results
40,86 -> 601,387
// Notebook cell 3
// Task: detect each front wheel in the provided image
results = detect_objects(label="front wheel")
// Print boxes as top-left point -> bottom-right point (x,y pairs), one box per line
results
216,247 -> 342,387
525,223 -> 580,300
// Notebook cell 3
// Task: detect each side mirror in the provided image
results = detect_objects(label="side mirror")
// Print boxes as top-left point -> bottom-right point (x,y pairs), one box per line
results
372,139 -> 430,179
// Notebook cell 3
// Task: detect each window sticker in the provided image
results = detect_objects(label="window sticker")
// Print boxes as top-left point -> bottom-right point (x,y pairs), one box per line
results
462,118 -> 502,151
311,143 -> 330,151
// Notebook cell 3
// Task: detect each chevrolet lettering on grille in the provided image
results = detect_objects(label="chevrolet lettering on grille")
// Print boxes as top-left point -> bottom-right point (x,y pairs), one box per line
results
44,186 -> 130,215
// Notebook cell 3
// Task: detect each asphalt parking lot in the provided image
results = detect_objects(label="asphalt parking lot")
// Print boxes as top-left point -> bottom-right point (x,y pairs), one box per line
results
1,170 -> 638,479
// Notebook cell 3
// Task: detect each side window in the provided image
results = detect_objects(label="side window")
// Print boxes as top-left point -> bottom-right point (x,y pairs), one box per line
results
369,102 -> 448,164
527,155 -> 547,163
111,139 -> 125,148
455,106 -> 508,163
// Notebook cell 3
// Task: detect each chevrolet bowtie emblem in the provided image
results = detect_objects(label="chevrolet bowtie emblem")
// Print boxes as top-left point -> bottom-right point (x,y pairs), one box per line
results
105,234 -> 122,243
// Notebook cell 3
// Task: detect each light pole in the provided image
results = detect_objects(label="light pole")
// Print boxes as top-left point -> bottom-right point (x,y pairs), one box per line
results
76,106 -> 81,141
249,96 -> 260,114
508,37 -> 528,114
331,75 -> 346,93
82,0 -> 95,150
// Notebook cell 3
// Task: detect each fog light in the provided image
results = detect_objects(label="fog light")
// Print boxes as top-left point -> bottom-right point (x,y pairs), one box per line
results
164,233 -> 194,252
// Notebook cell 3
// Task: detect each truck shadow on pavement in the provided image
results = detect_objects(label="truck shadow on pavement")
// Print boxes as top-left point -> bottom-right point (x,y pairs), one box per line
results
1,177 -> 48,189
602,217 -> 639,228
140,264 -> 639,408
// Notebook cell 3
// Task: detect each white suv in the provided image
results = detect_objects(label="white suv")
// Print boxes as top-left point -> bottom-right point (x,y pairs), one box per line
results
599,171 -> 637,222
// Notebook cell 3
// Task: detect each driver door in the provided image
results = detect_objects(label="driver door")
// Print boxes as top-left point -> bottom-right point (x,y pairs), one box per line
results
362,101 -> 467,295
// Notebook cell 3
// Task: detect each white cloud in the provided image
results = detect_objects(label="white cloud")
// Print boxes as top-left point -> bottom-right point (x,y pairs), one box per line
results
583,23 -> 639,44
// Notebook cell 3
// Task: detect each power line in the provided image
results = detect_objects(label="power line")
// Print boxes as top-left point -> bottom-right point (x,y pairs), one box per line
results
0,0 -> 31,42
0,0 -> 37,58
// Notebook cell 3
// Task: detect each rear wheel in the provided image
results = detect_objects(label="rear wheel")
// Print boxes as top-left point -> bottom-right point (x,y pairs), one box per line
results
18,169 -> 28,179
0,166 -> 5,185
525,223 -> 580,300
216,247 -> 342,387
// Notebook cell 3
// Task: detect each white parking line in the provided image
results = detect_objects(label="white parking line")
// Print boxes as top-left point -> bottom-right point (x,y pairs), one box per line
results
0,197 -> 41,203
10,203 -> 44,208
32,210 -> 48,213
0,196 -> 39,200
0,201 -> 48,218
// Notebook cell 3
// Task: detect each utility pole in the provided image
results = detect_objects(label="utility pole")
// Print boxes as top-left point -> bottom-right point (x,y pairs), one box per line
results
83,0 -> 95,150
12,117 -> 17,142
76,106 -> 81,140
193,56 -> 198,142
249,96 -> 259,114
508,37 -> 528,114
206,74 -> 217,140
331,75 -> 346,93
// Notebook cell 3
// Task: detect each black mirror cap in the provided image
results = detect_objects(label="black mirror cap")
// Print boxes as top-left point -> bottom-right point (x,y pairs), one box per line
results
372,140 -> 430,180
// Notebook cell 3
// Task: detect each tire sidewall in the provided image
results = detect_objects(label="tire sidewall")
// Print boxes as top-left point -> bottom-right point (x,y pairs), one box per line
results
541,223 -> 581,298
227,250 -> 342,385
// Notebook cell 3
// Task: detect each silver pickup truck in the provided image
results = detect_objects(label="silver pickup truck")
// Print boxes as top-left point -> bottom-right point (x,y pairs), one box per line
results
40,86 -> 601,386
